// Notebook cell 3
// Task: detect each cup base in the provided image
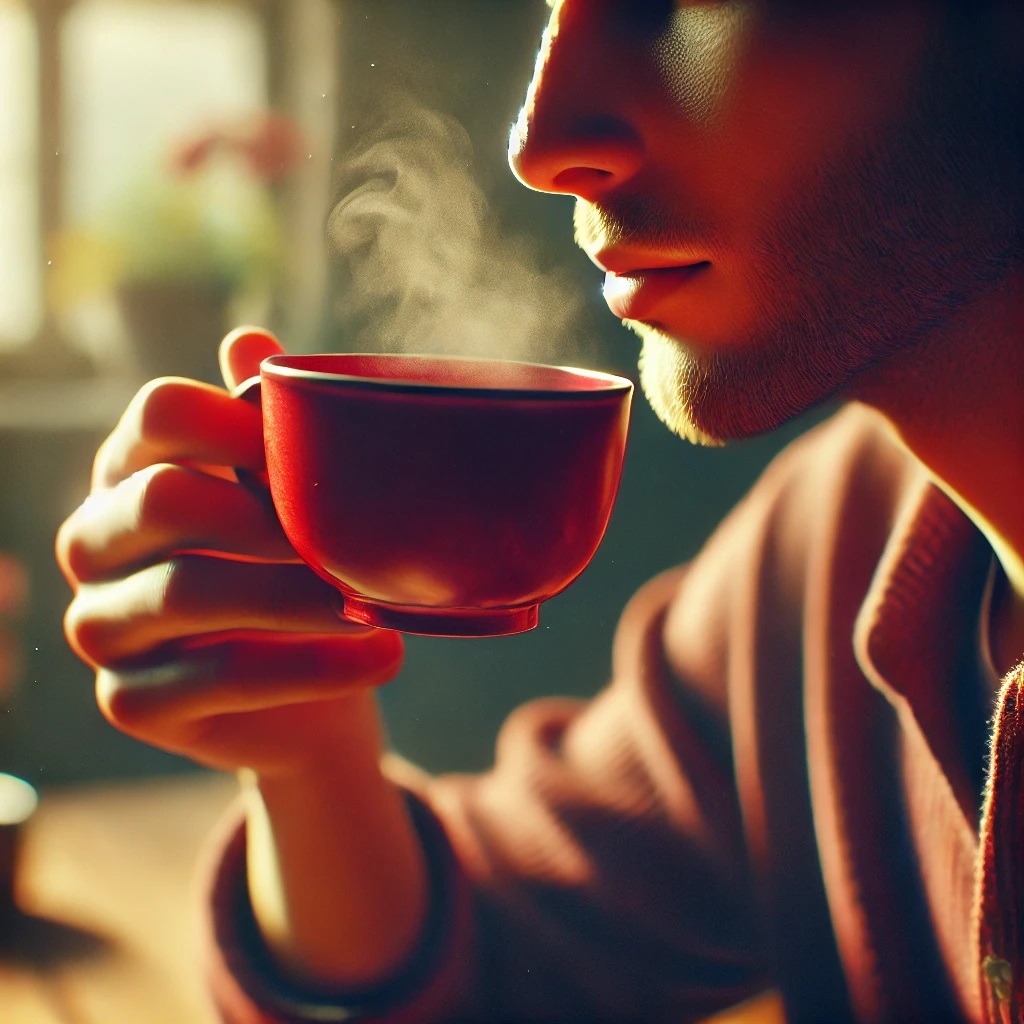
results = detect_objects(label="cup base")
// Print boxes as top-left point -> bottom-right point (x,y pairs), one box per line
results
340,596 -> 540,638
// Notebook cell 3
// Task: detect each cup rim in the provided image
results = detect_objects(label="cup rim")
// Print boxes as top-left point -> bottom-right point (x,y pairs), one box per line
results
261,353 -> 633,400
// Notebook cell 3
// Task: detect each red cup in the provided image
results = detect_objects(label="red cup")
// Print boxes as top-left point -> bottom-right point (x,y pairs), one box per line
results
238,353 -> 632,637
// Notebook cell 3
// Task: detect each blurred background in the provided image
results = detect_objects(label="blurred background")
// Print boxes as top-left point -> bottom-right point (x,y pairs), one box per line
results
0,0 -> 825,786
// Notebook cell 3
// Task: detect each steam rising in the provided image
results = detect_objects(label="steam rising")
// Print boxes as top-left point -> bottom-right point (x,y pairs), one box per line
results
327,99 -> 585,365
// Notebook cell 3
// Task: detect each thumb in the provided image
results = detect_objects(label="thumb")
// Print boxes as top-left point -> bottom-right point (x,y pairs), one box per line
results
218,326 -> 285,390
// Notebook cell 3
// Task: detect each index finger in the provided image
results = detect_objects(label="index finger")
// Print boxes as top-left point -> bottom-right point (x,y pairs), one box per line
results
93,377 -> 266,491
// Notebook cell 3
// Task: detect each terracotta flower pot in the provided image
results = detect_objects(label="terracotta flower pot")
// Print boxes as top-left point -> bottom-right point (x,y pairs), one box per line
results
117,279 -> 233,384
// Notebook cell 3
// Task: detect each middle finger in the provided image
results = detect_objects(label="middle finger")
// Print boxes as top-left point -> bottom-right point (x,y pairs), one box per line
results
58,463 -> 298,585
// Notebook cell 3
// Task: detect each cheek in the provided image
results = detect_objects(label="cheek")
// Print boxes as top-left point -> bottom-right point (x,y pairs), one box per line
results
651,6 -> 751,131
697,9 -> 933,236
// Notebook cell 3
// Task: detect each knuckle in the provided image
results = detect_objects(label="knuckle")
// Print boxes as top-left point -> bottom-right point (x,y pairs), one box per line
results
95,670 -> 148,732
93,378 -> 195,488
96,661 -> 206,744
157,556 -> 198,619
91,435 -> 114,488
95,670 -> 129,726
55,514 -> 86,583
63,596 -> 106,666
131,377 -> 191,446
133,462 -> 182,531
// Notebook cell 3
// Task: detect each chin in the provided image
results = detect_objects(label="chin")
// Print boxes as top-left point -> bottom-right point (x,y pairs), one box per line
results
631,320 -> 838,447
635,330 -> 726,447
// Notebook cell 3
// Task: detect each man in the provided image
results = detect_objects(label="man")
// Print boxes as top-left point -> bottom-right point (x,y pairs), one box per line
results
56,1 -> 1023,1021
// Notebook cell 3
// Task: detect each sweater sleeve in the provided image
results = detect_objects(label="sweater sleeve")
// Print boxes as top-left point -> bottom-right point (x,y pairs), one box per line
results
200,563 -> 767,1024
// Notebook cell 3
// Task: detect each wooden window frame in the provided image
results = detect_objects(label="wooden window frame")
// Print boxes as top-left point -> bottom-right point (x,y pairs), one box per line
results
12,0 -> 338,374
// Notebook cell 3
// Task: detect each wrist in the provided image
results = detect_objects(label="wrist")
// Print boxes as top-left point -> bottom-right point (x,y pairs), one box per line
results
240,686 -> 386,786
237,691 -> 430,988
211,788 -> 461,1020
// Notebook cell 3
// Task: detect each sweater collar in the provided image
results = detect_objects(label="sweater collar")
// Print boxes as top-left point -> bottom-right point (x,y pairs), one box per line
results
852,473 -> 994,824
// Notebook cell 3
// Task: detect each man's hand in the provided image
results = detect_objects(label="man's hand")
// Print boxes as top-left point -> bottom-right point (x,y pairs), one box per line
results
56,327 -> 405,776
57,329 -> 430,990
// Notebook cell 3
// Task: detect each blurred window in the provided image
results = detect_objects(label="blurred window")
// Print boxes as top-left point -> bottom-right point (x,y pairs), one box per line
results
0,3 -> 42,349
0,0 -> 269,356
1,0 -> 336,370
62,0 -> 267,224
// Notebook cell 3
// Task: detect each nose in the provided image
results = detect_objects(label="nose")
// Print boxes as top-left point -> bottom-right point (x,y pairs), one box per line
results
509,6 -> 644,200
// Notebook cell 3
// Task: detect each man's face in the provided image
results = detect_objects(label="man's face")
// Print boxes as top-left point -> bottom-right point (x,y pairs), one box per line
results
510,1 -> 1022,444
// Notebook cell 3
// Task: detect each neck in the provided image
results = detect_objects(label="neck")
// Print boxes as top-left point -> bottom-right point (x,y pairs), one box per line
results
854,268 -> 1024,677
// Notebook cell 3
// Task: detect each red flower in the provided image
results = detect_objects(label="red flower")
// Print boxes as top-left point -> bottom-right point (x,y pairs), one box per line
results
169,111 -> 305,182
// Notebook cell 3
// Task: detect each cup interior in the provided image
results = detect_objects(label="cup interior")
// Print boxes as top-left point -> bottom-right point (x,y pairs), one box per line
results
262,353 -> 630,397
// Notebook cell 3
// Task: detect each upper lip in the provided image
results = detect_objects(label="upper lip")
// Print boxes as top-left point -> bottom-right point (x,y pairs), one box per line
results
586,247 -> 709,275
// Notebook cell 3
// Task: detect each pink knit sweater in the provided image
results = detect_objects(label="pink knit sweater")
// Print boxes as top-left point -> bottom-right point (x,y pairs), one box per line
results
203,404 -> 1024,1023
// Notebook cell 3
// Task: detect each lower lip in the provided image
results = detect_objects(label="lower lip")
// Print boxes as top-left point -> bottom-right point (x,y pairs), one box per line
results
602,264 -> 709,320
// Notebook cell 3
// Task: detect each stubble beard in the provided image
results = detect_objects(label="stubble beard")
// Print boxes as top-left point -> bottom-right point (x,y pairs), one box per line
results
625,21 -> 1023,447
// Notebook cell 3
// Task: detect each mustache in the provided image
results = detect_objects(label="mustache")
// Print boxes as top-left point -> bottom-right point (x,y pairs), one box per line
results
573,197 -> 711,254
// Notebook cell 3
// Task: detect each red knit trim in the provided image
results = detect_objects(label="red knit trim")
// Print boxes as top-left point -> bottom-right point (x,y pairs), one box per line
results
200,795 -> 476,1024
975,663 -> 1024,1024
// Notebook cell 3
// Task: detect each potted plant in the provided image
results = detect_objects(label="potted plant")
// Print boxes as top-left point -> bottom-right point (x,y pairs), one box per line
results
56,113 -> 303,383
116,112 -> 303,383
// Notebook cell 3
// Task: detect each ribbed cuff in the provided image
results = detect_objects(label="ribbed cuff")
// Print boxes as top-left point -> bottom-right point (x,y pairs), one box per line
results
202,790 -> 471,1024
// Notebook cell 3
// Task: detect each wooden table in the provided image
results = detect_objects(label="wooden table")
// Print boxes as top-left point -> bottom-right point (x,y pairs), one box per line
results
0,772 -> 783,1024
0,772 -> 236,1024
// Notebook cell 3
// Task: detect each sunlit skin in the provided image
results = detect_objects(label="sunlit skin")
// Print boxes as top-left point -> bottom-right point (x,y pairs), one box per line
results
55,0 -> 1023,999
